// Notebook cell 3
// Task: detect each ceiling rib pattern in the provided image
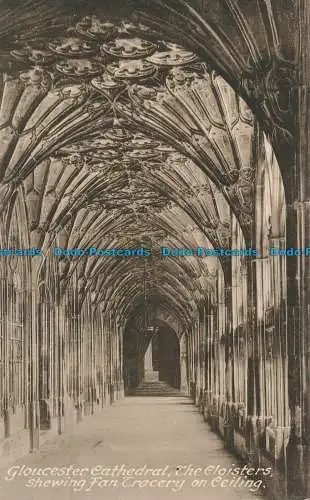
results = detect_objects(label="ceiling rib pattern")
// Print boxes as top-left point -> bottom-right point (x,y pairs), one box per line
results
0,4 -> 278,325
1,16 -> 257,225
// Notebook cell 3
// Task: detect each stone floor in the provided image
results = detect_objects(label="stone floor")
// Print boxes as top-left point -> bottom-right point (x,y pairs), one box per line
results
0,397 -> 266,500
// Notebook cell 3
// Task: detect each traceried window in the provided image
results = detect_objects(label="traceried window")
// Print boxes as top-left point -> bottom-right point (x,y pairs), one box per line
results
8,281 -> 25,409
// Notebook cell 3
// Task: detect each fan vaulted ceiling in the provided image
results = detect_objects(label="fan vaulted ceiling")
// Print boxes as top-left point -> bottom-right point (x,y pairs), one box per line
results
0,0 -> 289,327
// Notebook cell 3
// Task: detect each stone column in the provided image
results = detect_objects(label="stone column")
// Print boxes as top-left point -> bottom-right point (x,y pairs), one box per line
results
224,285 -> 233,403
195,313 -> 202,404
179,333 -> 188,395
144,338 -> 159,382
144,340 -> 153,370
223,285 -> 234,449
286,1 -> 310,495
29,260 -> 40,452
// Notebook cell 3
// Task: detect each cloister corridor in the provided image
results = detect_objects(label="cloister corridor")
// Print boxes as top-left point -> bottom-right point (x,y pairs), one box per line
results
0,396 -> 264,500
1,1 -> 310,500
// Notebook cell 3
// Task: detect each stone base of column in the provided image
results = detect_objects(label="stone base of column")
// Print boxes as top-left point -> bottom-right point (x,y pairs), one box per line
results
119,380 -> 125,399
144,370 -> 159,382
180,384 -> 189,396
75,402 -> 84,422
63,394 -> 76,433
265,425 -> 291,460
28,402 -> 40,452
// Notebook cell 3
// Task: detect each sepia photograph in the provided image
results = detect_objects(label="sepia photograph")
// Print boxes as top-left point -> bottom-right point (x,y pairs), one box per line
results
0,1 -> 307,499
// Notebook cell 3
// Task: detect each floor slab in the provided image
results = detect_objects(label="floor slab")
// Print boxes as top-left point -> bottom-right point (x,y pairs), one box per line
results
0,397 -> 266,500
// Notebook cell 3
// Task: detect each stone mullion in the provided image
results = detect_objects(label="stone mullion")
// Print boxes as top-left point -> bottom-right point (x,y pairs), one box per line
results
119,322 -> 124,398
98,311 -> 105,407
201,303 -> 207,395
245,254 -> 269,464
187,326 -> 192,398
213,304 -> 222,421
298,201 -> 310,493
64,290 -> 73,404
232,271 -> 240,402
298,3 -> 310,462
1,274 -> 9,439
187,328 -> 194,399
63,289 -> 77,429
231,212 -> 248,408
193,319 -> 198,402
195,313 -> 201,404
80,302 -> 87,411
83,297 -> 93,414
196,304 -> 206,406
192,325 -> 196,398
113,318 -> 117,398
23,293 -> 30,433
107,318 -> 111,404
38,292 -> 48,429
208,308 -> 214,395
71,309 -> 81,418
206,304 -> 217,428
280,1 -> 310,495
112,317 -> 117,398
109,314 -> 113,403
179,333 -> 188,395
189,328 -> 194,393
84,303 -> 90,410
107,312 -> 113,404
90,302 -> 97,409
80,302 -> 86,414
269,236 -> 289,430
113,320 -> 117,396
115,321 -> 119,393
286,206 -> 300,421
285,200 -> 310,496
29,273 -> 40,451
196,311 -> 201,402
117,323 -> 123,398
54,287 -> 65,434
88,301 -> 93,409
92,308 -> 99,406
256,257 -> 267,419
255,253 -> 279,430
113,320 -> 118,398
223,284 -> 235,448
204,307 -> 212,415
101,317 -> 106,405
53,296 -> 58,424
246,256 -> 258,415
93,312 -> 104,406
217,275 -> 225,402
47,298 -> 55,421
240,261 -> 248,417
224,285 -> 233,404
114,323 -> 118,398
103,318 -> 109,404
116,321 -> 122,399
81,302 -> 87,411
67,282 -> 83,420
217,304 -> 225,400
72,286 -> 82,418
249,136 -> 263,423
62,290 -> 75,430
196,314 -> 201,403
118,323 -> 123,398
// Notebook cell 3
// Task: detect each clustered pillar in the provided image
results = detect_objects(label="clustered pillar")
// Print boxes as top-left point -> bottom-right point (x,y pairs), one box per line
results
0,252 -> 124,458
